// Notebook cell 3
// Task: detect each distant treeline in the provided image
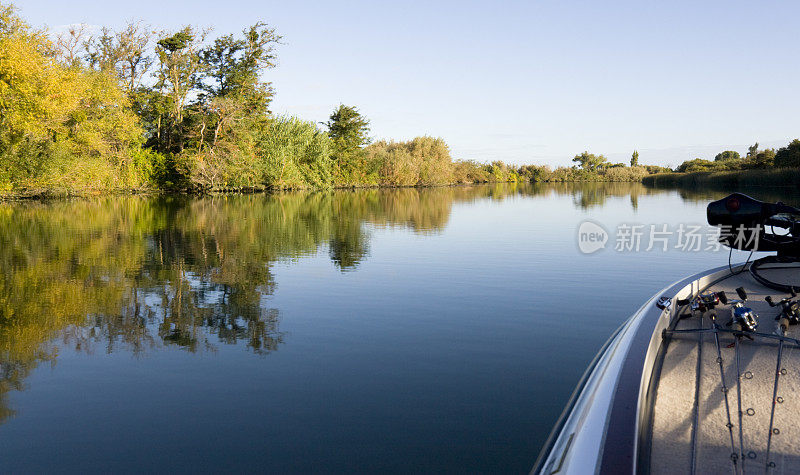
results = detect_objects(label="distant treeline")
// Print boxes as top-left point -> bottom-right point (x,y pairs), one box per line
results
641,140 -> 800,188
642,167 -> 800,188
0,4 -> 531,195
673,141 -> 800,173
1,3 -> 797,197
513,150 -> 672,183
3,4 -> 647,196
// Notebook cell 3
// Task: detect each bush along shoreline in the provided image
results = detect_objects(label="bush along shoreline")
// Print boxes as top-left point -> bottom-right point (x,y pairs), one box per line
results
1,4 -> 797,199
0,4 -> 536,198
642,167 -> 800,189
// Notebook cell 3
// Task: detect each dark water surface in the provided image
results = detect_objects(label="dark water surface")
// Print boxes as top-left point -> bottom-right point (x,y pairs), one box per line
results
1,183 -> 797,473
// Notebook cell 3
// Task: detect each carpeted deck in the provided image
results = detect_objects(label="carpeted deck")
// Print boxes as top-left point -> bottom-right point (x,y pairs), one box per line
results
649,267 -> 800,474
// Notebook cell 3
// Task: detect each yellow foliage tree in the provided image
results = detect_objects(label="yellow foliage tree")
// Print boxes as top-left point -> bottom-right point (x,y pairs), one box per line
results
0,3 -> 144,192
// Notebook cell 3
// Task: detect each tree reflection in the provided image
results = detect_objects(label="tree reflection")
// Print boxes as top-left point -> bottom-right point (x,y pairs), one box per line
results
0,187 -> 477,422
1,182 -> 754,423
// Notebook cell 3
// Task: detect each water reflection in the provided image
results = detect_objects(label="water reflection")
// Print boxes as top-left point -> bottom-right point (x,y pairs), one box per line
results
0,182 -> 796,425
0,188 -> 477,422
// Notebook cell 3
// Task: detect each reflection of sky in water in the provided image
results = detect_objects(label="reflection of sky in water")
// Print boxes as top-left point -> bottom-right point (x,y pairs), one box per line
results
0,184 -> 797,472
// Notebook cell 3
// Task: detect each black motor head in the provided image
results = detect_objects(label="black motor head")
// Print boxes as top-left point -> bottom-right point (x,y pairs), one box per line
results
706,193 -> 800,255
707,193 -> 770,229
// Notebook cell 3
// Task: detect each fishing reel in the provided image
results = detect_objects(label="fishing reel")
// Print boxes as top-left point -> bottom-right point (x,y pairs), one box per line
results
723,287 -> 759,333
766,287 -> 800,333
677,290 -> 725,316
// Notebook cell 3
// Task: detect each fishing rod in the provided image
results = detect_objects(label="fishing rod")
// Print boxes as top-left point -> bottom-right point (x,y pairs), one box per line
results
763,288 -> 799,473
724,287 -> 759,475
676,290 -> 739,475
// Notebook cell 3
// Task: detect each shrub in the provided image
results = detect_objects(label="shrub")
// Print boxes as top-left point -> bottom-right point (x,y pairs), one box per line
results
256,116 -> 333,189
183,116 -> 333,191
603,165 -> 648,182
367,137 -> 454,186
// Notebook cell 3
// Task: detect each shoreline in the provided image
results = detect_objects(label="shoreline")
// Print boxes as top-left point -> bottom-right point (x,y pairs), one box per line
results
3,168 -> 796,202
642,167 -> 799,188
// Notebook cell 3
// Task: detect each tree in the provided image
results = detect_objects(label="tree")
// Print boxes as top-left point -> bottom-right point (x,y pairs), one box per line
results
199,22 -> 281,113
572,151 -> 607,172
84,22 -> 155,93
54,24 -> 90,68
193,23 -> 282,154
714,150 -> 740,161
774,139 -> 800,168
85,27 -> 120,73
325,105 -> 371,184
738,142 -> 775,169
630,150 -> 639,167
114,22 -> 155,92
0,4 -> 142,189
0,6 -> 67,146
749,149 -> 775,168
746,142 -> 759,160
676,158 -> 716,173
153,26 -> 208,152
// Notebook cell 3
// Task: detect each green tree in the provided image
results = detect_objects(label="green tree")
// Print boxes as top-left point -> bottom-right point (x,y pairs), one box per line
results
746,142 -> 759,160
153,27 -> 207,152
572,151 -> 607,172
516,164 -> 551,182
714,150 -> 740,161
195,23 -> 281,153
85,27 -> 120,73
630,150 -> 639,166
738,142 -> 775,169
749,149 -> 775,168
676,158 -> 716,172
200,23 -> 281,112
325,105 -> 371,184
774,139 -> 800,167
86,21 -> 156,93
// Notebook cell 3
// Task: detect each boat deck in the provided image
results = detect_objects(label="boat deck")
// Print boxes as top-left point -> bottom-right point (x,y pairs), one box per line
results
648,266 -> 800,474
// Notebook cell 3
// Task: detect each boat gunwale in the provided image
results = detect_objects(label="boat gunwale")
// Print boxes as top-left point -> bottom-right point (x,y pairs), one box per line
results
532,263 -> 744,474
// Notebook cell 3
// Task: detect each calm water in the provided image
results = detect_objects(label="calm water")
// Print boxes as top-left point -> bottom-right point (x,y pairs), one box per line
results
1,183 -> 798,473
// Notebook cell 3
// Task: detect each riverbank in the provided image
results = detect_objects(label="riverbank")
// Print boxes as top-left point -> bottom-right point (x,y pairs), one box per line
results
0,178 -> 520,201
642,167 -> 800,188
5,166 -> 798,202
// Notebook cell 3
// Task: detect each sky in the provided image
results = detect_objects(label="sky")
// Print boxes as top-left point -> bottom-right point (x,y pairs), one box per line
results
12,0 -> 800,167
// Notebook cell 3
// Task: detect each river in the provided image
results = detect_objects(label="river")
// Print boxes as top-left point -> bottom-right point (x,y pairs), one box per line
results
0,183 -> 797,472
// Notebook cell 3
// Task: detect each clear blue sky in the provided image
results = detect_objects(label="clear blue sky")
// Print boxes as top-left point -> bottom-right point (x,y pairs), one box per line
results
13,0 -> 800,167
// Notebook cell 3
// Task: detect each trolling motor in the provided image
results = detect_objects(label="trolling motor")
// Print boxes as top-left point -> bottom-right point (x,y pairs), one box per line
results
707,193 -> 800,255
707,193 -> 800,292
766,288 -> 800,333
723,287 -> 759,333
